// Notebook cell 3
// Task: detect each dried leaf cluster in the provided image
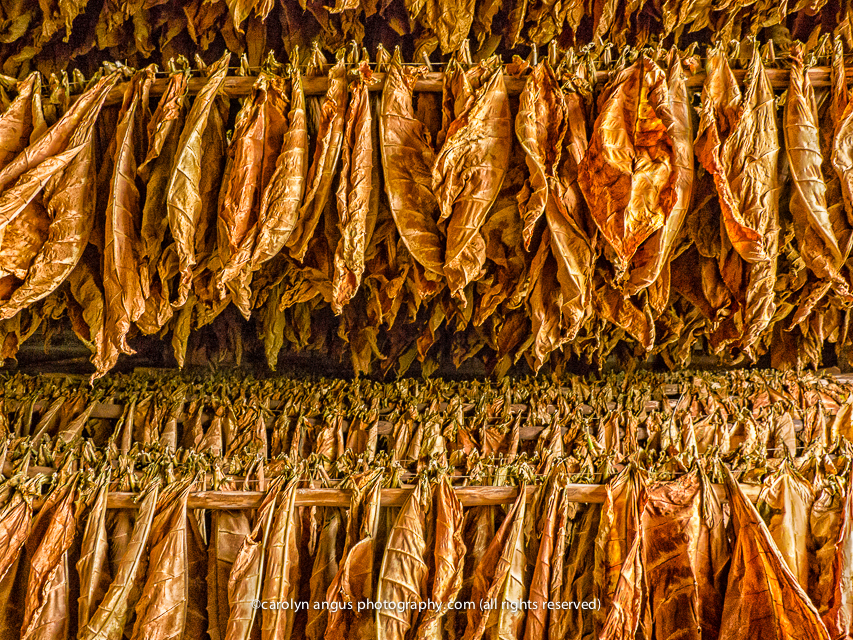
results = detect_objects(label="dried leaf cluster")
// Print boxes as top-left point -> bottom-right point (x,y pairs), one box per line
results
5,41 -> 853,377
0,0 -> 845,83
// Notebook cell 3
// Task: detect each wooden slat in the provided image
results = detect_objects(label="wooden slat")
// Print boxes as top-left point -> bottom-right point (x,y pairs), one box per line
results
101,482 -> 760,509
101,66 -> 849,106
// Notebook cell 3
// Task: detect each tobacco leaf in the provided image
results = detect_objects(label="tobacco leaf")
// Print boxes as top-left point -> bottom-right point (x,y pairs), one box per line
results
0,86 -> 100,318
433,59 -> 511,300
225,477 -> 284,640
642,471 -> 728,640
261,477 -> 302,640
594,465 -> 648,634
0,72 -> 118,232
79,483 -> 159,640
286,60 -> 347,262
0,484 -> 35,592
130,481 -> 193,640
695,47 -> 780,355
166,52 -> 230,309
578,56 -> 676,279
522,473 -> 561,640
215,72 -> 290,315
21,475 -> 80,640
464,484 -> 527,640
785,45 -> 852,324
332,63 -> 375,314
516,61 -> 567,248
250,68 -> 308,269
376,478 -> 429,640
101,67 -> 154,376
306,507 -> 345,640
77,474 -> 112,634
208,481 -> 252,640
626,48 -> 695,296
325,472 -> 382,640
820,472 -> 853,638
139,69 -> 190,289
379,53 -> 445,276
757,461 -> 815,588
719,467 -> 830,640
0,73 -> 44,169
416,475 -> 465,640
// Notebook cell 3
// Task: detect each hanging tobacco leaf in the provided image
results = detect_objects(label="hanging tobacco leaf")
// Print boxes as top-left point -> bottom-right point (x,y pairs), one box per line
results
578,56 -> 676,280
376,478 -> 429,640
79,482 -> 160,640
719,467 -> 830,640
286,60 -> 347,263
332,62 -> 376,314
433,58 -> 511,301
166,52 -> 230,309
77,474 -> 112,634
379,52 -> 445,277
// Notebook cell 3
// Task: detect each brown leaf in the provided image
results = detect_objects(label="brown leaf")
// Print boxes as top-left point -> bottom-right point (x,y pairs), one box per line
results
287,60 -> 347,262
719,467 -> 830,640
21,476 -> 80,640
167,52 -> 230,308
578,56 -> 676,279
379,53 -> 445,276
376,479 -> 430,640
250,68 -> 308,270
434,60 -> 511,300
262,477 -> 302,640
332,63 -> 376,314
225,478 -> 284,640
77,475 -> 112,634
79,483 -> 159,640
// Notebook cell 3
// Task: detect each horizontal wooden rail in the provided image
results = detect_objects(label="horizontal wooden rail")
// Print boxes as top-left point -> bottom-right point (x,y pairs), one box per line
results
101,482 -> 761,509
101,67 -> 853,106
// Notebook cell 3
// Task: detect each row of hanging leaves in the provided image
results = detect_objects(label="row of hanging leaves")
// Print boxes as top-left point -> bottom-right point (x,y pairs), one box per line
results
3,38 -> 853,378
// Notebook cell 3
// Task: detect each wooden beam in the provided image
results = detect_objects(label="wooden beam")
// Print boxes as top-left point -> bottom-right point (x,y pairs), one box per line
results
101,482 -> 761,509
101,66 -> 850,106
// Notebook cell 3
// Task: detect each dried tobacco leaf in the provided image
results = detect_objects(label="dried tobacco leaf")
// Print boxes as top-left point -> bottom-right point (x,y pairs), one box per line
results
139,69 -> 190,288
626,48 -> 695,296
464,485 -> 527,640
516,61 -> 567,248
719,467 -> 830,640
594,465 -> 648,634
250,67 -> 308,269
332,62 -> 375,314
784,45 -> 852,325
101,67 -> 154,376
286,60 -> 347,262
306,507 -> 345,640
21,475 -> 80,640
379,52 -> 445,276
578,56 -> 676,279
695,46 -> 780,355
815,472 -> 853,638
0,72 -> 118,232
215,72 -> 291,316
208,481 -> 252,640
0,82 -> 101,318
0,73 -> 44,169
77,474 -> 112,633
166,52 -> 230,308
757,460 -> 815,588
433,59 -> 511,300
79,483 -> 159,640
376,479 -> 429,640
225,477 -> 284,640
416,475 -> 465,640
130,481 -> 194,640
262,477 -> 302,640
522,474 -> 561,640
642,471 -> 728,640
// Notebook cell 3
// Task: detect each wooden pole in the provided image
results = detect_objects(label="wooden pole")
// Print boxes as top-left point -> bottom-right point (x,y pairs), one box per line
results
102,482 -> 761,509
101,66 -> 851,106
